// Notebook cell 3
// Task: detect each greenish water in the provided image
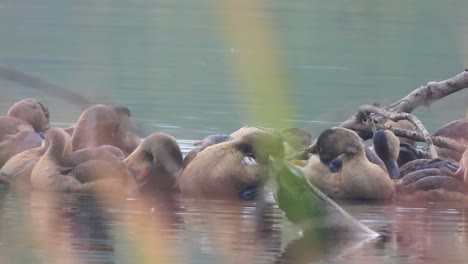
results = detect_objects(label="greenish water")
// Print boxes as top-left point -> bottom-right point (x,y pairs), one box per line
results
1,1 -> 468,263
1,0 -> 467,138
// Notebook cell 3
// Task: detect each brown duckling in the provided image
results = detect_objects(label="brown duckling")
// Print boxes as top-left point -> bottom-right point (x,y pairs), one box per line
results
1,141 -> 128,190
30,128 -> 133,193
71,104 -> 141,155
7,98 -> 50,135
393,157 -> 465,201
0,99 -> 50,167
124,132 -> 183,194
179,126 -> 284,200
304,127 -> 395,200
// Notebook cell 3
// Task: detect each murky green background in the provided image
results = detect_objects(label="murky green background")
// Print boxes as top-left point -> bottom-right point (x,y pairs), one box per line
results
1,0 -> 467,139
1,1 -> 468,263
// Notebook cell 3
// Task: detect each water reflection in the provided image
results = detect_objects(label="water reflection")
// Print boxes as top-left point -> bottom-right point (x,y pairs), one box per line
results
2,188 -> 468,263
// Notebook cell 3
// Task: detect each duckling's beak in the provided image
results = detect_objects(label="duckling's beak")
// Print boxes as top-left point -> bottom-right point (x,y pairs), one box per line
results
329,154 -> 344,173
39,127 -> 49,139
385,159 -> 400,179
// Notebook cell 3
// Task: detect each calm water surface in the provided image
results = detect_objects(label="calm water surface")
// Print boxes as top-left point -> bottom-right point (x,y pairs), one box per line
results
1,0 -> 468,263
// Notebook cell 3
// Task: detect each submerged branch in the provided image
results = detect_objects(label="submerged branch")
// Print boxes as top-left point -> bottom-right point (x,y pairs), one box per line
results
0,65 -> 94,109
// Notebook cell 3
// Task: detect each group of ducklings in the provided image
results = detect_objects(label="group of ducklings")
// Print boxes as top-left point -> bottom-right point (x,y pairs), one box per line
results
0,98 -> 467,202
305,121 -> 468,201
0,99 -> 287,200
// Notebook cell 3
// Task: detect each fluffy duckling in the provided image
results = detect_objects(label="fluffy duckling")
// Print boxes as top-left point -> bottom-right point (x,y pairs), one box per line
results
124,132 -> 183,194
1,142 -> 126,189
0,99 -> 50,167
30,128 -> 133,193
395,157 -> 464,195
71,104 -> 141,155
179,126 -> 284,200
304,127 -> 395,200
7,98 -> 50,135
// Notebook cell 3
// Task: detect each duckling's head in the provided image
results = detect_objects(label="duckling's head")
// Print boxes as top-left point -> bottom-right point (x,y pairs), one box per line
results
232,126 -> 285,164
125,132 -> 183,193
373,129 -> 400,178
44,128 -> 73,162
7,98 -> 50,135
312,127 -> 363,169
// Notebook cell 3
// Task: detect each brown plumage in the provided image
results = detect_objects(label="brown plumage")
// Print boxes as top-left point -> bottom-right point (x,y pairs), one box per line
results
7,98 -> 50,135
124,132 -> 183,194
0,130 -> 42,169
30,128 -> 133,193
304,127 -> 395,200
0,137 -> 48,187
179,127 -> 284,200
432,118 -> 468,161
70,104 -> 141,154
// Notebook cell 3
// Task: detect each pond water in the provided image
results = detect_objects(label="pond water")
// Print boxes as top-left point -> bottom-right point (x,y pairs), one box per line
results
1,0 -> 468,263
2,187 -> 468,264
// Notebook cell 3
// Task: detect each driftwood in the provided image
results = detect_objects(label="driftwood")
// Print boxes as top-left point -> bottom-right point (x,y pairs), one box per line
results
348,70 -> 468,158
303,70 -> 468,159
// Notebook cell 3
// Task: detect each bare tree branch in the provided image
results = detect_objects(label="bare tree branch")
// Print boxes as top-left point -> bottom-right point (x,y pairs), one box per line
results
357,104 -> 438,158
340,70 -> 468,139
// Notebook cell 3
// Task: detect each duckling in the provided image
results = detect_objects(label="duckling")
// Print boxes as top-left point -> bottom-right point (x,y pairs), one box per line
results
304,127 -> 395,200
395,157 -> 464,195
179,126 -> 284,200
30,128 -> 133,193
1,141 -> 127,190
0,99 -> 50,167
383,119 -> 429,166
124,132 -> 183,194
71,104 -> 141,155
7,98 -> 50,135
